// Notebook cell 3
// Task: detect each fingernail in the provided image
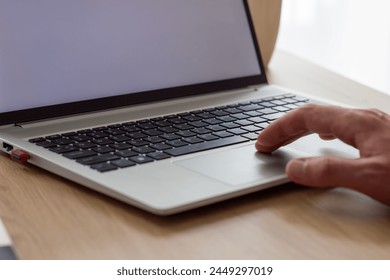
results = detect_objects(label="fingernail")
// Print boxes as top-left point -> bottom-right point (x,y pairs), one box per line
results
255,140 -> 273,153
287,159 -> 306,180
256,135 -> 273,147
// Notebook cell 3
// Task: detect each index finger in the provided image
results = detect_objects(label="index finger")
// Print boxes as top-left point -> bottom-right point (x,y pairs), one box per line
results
255,104 -> 361,153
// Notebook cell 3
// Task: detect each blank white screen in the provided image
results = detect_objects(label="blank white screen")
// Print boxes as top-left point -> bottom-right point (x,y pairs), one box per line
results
0,0 -> 261,113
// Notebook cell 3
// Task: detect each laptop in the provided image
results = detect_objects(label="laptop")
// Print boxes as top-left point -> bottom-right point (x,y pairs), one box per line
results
0,0 -> 357,215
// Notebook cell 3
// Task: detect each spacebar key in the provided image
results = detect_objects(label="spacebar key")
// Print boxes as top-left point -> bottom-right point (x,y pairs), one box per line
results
165,136 -> 249,157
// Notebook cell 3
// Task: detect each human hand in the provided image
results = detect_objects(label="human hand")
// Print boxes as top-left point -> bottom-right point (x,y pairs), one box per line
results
256,104 -> 390,205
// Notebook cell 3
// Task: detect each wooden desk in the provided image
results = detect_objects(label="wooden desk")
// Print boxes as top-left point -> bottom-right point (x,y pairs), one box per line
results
1,51 -> 390,259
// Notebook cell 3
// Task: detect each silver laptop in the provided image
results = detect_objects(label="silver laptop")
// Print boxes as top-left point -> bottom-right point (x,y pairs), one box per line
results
0,0 -> 357,215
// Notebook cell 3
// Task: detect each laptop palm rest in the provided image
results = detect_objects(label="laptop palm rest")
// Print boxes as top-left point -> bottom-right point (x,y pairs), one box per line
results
174,143 -> 305,187
175,134 -> 358,187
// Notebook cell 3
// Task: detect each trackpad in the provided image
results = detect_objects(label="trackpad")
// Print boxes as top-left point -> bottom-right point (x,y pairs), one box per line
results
175,144 -> 306,186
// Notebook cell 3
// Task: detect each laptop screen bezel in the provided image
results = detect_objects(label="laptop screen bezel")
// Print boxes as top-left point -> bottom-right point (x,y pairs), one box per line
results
0,0 -> 267,126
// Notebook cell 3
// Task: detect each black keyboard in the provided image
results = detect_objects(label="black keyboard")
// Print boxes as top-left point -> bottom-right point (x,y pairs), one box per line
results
29,94 -> 308,172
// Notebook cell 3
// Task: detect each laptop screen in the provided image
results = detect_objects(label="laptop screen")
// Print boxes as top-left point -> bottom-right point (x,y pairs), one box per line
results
0,0 -> 266,125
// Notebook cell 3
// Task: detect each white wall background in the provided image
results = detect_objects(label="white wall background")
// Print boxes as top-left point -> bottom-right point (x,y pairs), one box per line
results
276,0 -> 390,95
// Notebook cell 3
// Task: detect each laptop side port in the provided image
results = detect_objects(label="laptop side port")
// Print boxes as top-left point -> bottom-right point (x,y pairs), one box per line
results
2,142 -> 14,152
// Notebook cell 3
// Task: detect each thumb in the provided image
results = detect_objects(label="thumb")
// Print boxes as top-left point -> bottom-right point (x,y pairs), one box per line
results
286,156 -> 362,188
286,156 -> 390,204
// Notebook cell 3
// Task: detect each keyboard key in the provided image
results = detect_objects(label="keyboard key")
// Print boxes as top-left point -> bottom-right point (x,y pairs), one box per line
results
106,128 -> 126,135
165,136 -> 248,157
257,102 -> 275,108
217,115 -> 236,122
242,110 -> 261,117
77,129 -> 93,134
271,100 -> 287,106
262,112 -> 285,121
239,104 -> 264,111
177,112 -> 191,117
74,142 -> 97,149
206,125 -> 225,132
242,133 -> 259,141
227,128 -> 248,135
281,98 -> 297,104
182,137 -> 203,144
152,120 -> 172,127
203,118 -> 222,125
248,117 -> 267,123
63,150 -> 97,160
92,126 -> 107,131
231,113 -> 248,120
46,134 -> 62,140
161,133 -> 181,141
285,104 -> 300,110
50,145 -> 79,154
129,155 -> 154,164
122,126 -> 140,133
158,126 -> 179,133
62,132 -> 78,137
29,137 -> 46,143
223,108 -> 242,114
133,146 -> 155,154
176,130 -> 196,137
150,143 -> 172,150
191,128 -> 211,135
143,129 -> 163,136
242,125 -> 261,132
220,122 -> 240,129
166,140 -> 188,147
111,159 -> 136,168
107,124 -> 122,129
173,124 -> 194,130
195,112 -> 214,119
234,120 -> 253,126
181,115 -> 201,122
258,97 -> 274,101
92,146 -> 115,154
189,121 -> 208,128
256,123 -> 270,130
115,149 -> 139,158
88,131 -> 109,138
257,108 -> 278,115
127,139 -> 149,147
147,151 -> 171,160
167,117 -> 187,124
110,143 -> 132,150
274,106 -> 291,112
36,141 -> 57,148
198,134 -> 220,141
144,136 -> 165,144
92,138 -> 115,145
212,131 -> 233,138
69,135 -> 92,142
52,138 -> 75,145
77,153 -> 120,165
90,162 -> 117,172
126,132 -> 147,139
136,123 -> 157,130
109,135 -> 131,142
210,110 -> 229,117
